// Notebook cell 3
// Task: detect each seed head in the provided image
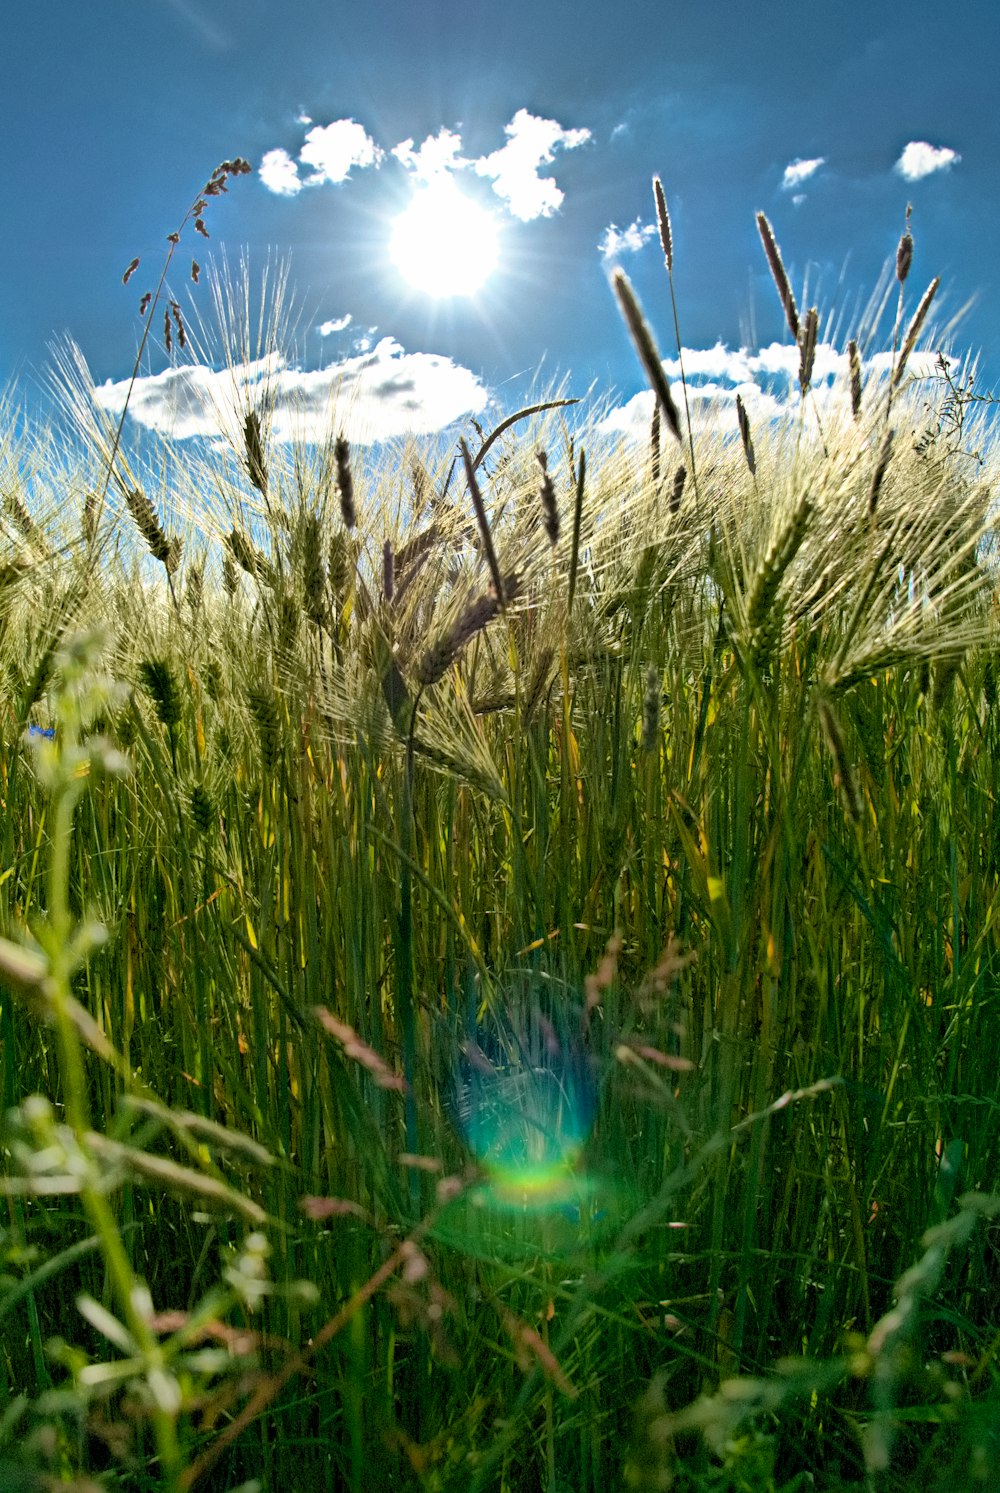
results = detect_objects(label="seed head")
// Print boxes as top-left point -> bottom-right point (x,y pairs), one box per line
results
652,176 -> 673,273
335,436 -> 356,529
756,212 -> 800,342
848,340 -> 862,420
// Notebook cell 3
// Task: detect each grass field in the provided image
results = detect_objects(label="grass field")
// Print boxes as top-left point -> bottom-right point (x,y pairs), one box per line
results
0,180 -> 998,1491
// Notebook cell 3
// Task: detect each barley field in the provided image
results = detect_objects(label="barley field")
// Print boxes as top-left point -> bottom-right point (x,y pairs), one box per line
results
0,176 -> 998,1492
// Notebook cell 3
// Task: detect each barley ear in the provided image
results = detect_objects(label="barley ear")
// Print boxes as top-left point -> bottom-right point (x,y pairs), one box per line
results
867,428 -> 895,515
460,438 -> 506,604
818,696 -> 862,823
335,435 -> 356,529
537,450 -> 559,547
735,395 -> 756,475
244,410 -> 268,496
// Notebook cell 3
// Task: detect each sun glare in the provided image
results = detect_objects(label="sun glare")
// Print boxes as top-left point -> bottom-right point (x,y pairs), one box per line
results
390,180 -> 499,298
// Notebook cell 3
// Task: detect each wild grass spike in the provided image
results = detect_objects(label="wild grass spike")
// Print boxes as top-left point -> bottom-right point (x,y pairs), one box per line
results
611,268 -> 682,443
670,463 -> 687,514
892,276 -> 941,391
848,339 -> 863,419
756,212 -> 800,342
653,176 -> 673,273
798,307 -> 819,394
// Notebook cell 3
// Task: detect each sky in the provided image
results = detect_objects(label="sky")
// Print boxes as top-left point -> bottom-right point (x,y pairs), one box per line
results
2,0 -> 998,450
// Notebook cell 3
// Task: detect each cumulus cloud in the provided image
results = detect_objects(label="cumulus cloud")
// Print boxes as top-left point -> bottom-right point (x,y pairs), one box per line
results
599,340 -> 944,442
474,109 -> 591,220
599,219 -> 657,259
259,148 -> 303,197
781,157 -> 825,191
94,339 -> 488,446
317,315 -> 352,336
392,128 -> 469,181
895,140 -> 961,181
299,119 -> 383,184
259,119 -> 383,195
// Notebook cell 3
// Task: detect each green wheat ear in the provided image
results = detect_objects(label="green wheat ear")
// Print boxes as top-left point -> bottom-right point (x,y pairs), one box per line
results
246,682 -> 281,772
189,782 -> 214,834
138,657 -> 182,733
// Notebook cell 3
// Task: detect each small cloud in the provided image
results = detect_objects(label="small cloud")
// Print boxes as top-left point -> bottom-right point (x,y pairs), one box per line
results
259,148 -> 302,197
792,193 -> 806,208
299,119 -> 383,185
393,128 -> 469,181
317,315 -> 352,336
297,112 -> 313,125
95,338 -> 489,446
473,108 -> 591,221
598,218 -> 656,259
895,140 -> 961,181
610,122 -> 630,142
781,157 -> 825,191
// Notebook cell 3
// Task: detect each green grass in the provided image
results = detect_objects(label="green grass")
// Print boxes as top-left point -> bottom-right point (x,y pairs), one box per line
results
0,194 -> 999,1492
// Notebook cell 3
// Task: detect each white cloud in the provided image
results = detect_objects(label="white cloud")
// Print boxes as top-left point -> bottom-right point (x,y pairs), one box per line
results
781,157 -> 825,191
599,340 -> 945,442
259,148 -> 302,197
94,338 -> 488,446
895,140 -> 961,181
317,315 -> 352,336
299,119 -> 383,184
473,109 -> 591,220
599,219 -> 656,259
392,128 -> 469,181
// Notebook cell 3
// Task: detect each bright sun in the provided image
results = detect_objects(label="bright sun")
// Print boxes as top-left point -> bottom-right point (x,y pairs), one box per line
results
390,180 -> 499,298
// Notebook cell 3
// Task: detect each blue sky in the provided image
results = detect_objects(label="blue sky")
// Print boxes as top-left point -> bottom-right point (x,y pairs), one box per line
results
2,1 -> 997,446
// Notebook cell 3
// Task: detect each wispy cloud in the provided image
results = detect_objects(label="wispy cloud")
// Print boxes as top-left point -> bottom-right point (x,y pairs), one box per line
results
95,338 -> 488,446
473,109 -> 591,221
598,219 -> 656,259
392,128 -> 469,182
317,315 -> 352,336
894,140 -> 961,181
781,157 -> 825,191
